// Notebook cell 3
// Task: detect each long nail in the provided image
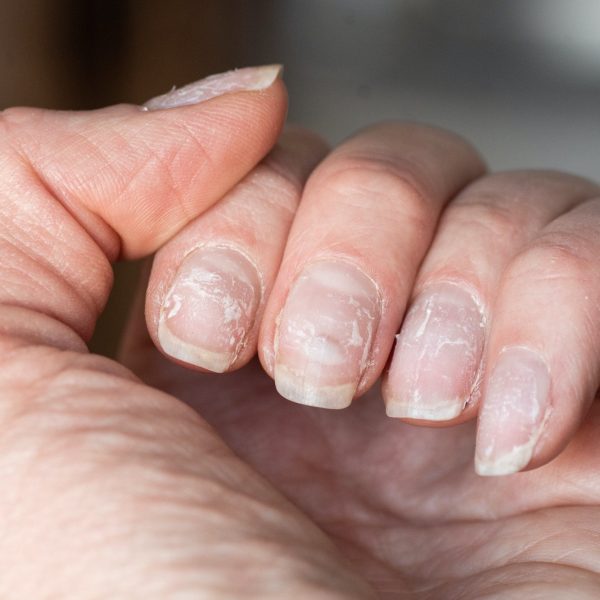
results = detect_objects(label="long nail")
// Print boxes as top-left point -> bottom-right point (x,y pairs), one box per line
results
475,347 -> 551,476
385,283 -> 485,420
144,64 -> 282,110
274,261 -> 380,409
158,246 -> 261,372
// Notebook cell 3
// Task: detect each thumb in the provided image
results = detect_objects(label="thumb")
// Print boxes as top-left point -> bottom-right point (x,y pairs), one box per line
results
4,64 -> 286,259
0,65 -> 286,341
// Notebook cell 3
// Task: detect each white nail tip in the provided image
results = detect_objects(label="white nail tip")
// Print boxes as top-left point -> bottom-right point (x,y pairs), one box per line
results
386,401 -> 464,421
158,320 -> 232,373
475,440 -> 536,476
274,365 -> 355,409
475,404 -> 552,476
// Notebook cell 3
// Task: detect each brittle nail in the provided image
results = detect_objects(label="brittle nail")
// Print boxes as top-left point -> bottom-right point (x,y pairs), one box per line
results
158,246 -> 261,372
386,283 -> 485,420
475,347 -> 551,476
274,261 -> 380,409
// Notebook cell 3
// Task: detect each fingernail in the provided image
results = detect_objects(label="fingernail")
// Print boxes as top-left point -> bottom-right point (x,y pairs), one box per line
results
385,283 -> 485,420
158,246 -> 261,372
475,347 -> 551,476
274,262 -> 380,409
144,64 -> 282,110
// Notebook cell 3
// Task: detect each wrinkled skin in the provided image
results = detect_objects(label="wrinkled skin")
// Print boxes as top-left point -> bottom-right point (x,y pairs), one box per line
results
122,320 -> 600,599
1,83 -> 600,598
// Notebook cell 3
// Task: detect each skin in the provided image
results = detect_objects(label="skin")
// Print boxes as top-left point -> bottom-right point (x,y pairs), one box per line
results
0,74 -> 599,598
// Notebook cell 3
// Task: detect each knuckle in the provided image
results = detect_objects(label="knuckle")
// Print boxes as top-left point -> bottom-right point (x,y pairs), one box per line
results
444,196 -> 524,244
245,161 -> 301,216
521,169 -> 600,196
509,232 -> 595,286
470,169 -> 598,194
314,155 -> 432,222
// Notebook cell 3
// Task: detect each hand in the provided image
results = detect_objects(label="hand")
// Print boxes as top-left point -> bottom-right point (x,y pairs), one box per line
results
0,66 -> 370,599
1,65 -> 599,598
137,99 -> 600,597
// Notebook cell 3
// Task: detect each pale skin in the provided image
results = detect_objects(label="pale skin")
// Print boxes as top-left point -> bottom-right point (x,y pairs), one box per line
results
1,66 -> 599,598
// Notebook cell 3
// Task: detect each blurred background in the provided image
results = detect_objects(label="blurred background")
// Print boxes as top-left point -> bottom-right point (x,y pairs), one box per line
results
2,0 -> 598,354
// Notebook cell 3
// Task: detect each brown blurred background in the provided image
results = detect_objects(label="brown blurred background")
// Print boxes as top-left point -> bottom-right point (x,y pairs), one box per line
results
2,0 -> 599,355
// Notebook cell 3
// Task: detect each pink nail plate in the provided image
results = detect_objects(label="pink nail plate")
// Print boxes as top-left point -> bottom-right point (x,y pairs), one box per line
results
475,347 -> 552,476
274,261 -> 380,409
144,64 -> 282,110
385,282 -> 486,420
158,246 -> 261,372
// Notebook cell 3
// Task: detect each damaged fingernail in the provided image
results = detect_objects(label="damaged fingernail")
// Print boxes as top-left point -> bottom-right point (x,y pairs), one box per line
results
158,246 -> 261,372
475,347 -> 552,476
274,261 -> 380,409
385,283 -> 486,420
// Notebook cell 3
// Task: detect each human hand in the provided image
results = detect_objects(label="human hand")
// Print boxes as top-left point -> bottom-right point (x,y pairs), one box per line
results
0,66 -> 372,599
1,65 -> 599,598
140,79 -> 600,596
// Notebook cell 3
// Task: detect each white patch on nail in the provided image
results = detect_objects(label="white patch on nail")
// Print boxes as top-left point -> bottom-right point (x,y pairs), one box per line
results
274,261 -> 381,407
157,246 -> 260,370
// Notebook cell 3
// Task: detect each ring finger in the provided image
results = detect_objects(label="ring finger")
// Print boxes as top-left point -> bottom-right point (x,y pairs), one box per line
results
383,170 -> 599,424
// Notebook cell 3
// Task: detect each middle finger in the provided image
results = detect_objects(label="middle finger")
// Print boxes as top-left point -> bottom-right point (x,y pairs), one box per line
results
259,122 -> 485,408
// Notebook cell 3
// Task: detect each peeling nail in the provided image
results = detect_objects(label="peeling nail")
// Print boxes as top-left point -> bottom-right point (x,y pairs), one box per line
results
385,283 -> 485,421
274,261 -> 380,409
475,347 -> 551,476
158,246 -> 261,372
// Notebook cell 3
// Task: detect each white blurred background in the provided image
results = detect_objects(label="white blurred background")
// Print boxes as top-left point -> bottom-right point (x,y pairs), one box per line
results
238,0 -> 600,179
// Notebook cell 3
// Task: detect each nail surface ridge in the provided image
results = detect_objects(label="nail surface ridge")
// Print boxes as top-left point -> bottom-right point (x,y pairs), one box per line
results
385,282 -> 486,421
475,346 -> 551,476
158,246 -> 261,372
274,261 -> 380,409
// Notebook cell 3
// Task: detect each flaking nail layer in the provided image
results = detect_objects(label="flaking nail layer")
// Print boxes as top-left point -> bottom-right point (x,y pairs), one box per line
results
274,261 -> 380,409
